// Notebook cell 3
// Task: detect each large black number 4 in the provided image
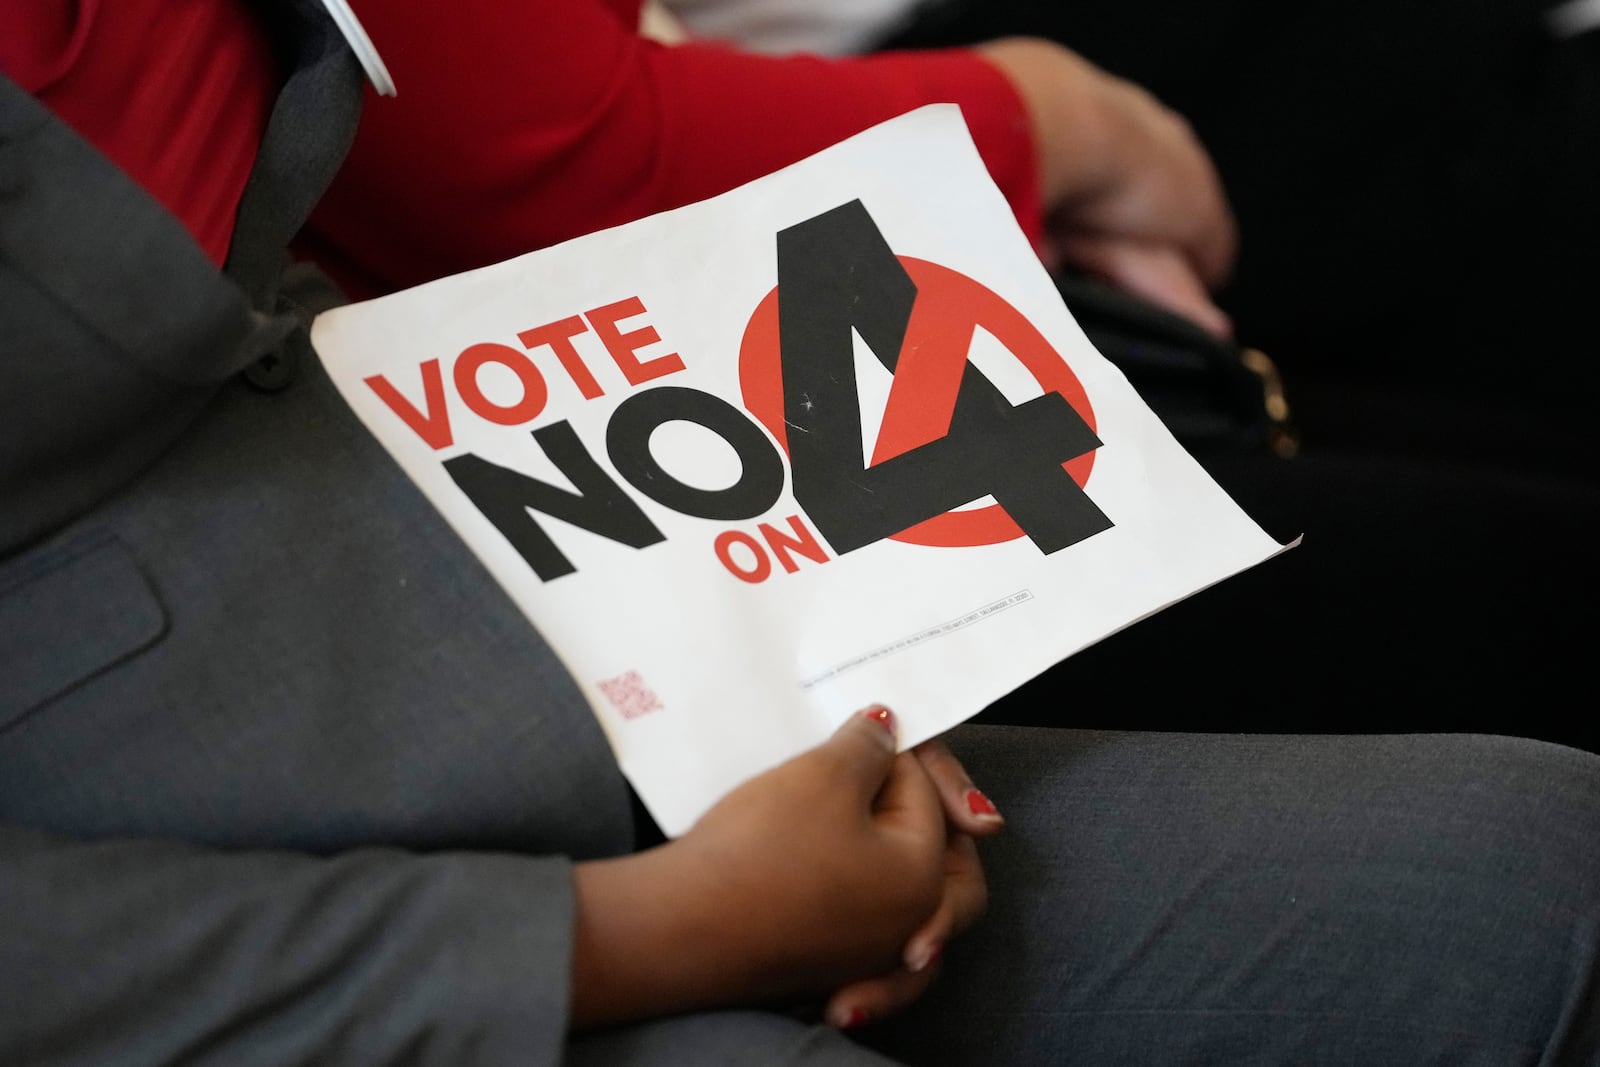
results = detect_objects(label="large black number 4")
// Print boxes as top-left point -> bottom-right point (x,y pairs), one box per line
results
776,200 -> 1112,555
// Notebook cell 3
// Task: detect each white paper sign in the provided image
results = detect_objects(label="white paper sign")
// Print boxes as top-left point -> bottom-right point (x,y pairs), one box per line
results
310,105 -> 1291,837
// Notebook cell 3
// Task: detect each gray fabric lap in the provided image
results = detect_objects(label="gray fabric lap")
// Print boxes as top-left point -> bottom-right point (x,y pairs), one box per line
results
568,1011 -> 900,1066
857,727 -> 1600,1066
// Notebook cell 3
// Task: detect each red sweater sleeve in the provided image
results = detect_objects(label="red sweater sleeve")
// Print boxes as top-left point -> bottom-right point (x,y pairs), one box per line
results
0,0 -> 275,268
303,0 -> 1040,298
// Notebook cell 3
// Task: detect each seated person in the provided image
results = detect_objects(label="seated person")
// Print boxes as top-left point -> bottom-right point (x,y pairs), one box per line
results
3,3 -> 1597,1064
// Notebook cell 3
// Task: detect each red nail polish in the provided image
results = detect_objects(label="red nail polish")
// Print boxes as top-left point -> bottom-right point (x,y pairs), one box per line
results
862,705 -> 896,737
966,788 -> 1000,818
840,1007 -> 869,1030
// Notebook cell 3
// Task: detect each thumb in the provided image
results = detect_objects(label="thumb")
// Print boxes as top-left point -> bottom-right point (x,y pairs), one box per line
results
1057,234 -> 1234,340
823,705 -> 901,802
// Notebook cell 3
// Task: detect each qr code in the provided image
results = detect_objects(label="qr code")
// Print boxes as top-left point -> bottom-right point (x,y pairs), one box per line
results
597,670 -> 662,720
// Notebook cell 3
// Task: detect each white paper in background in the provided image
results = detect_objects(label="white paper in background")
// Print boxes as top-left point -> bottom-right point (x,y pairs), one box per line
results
310,104 -> 1294,837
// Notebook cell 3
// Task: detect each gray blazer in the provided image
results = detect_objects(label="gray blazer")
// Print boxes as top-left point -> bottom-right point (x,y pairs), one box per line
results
0,5 -> 645,1064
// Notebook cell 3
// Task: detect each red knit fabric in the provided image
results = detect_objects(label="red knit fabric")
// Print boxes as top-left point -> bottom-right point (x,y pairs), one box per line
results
0,0 -> 277,267
302,0 -> 1042,298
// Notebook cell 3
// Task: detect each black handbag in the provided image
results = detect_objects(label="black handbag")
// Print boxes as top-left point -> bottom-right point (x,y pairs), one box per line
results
1052,270 -> 1298,460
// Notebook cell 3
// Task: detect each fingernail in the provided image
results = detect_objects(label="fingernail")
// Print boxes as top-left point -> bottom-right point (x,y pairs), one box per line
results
861,705 -> 897,740
830,1005 -> 869,1030
966,788 -> 1002,820
905,938 -> 943,973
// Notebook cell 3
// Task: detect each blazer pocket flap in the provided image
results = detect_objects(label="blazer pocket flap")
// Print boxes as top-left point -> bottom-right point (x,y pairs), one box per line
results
0,535 -> 168,728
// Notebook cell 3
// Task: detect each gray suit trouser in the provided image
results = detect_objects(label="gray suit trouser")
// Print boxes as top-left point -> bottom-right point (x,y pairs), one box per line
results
572,727 -> 1600,1066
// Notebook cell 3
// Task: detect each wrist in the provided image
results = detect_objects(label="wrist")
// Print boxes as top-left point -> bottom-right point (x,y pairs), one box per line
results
569,842 -> 737,1028
970,37 -> 1119,211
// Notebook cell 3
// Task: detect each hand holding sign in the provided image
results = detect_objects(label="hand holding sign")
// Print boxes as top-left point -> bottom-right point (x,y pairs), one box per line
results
569,707 -> 998,1030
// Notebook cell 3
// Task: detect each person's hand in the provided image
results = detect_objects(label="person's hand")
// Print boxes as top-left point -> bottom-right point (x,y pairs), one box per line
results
821,737 -> 1004,1030
568,707 -> 997,1028
975,38 -> 1238,338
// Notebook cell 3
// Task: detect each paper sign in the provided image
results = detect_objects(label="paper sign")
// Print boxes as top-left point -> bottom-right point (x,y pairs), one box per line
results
310,105 -> 1291,836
